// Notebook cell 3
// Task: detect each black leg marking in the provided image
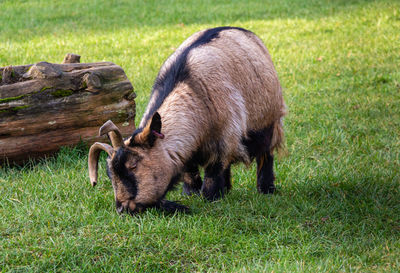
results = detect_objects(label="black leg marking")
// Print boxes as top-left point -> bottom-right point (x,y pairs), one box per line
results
223,164 -> 232,193
256,152 -> 275,194
242,125 -> 276,194
182,164 -> 203,196
182,171 -> 203,196
201,176 -> 224,201
201,162 -> 229,201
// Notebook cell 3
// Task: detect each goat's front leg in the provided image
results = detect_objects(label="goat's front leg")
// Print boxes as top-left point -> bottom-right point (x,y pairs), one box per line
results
201,162 -> 230,201
182,164 -> 203,196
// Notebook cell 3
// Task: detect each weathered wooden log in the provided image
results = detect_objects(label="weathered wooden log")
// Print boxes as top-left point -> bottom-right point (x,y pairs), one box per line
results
62,53 -> 81,64
0,54 -> 136,164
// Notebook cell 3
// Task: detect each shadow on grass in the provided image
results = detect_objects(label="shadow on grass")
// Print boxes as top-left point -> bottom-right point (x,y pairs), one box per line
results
0,141 -> 89,172
208,175 -> 400,240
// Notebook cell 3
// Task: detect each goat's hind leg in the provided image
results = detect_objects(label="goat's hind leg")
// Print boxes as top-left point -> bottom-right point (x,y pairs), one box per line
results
243,125 -> 276,194
256,151 -> 275,194
223,164 -> 232,193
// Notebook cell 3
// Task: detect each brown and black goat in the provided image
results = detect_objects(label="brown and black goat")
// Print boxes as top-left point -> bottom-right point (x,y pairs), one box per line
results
88,27 -> 286,214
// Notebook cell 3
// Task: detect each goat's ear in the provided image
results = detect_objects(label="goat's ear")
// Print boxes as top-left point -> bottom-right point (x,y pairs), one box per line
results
149,112 -> 162,137
133,112 -> 164,147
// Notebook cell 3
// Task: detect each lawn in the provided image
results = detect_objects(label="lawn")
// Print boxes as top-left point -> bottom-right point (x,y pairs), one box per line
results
1,0 -> 400,272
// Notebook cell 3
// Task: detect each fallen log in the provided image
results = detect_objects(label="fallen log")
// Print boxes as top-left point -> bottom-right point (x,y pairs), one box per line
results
0,54 -> 136,164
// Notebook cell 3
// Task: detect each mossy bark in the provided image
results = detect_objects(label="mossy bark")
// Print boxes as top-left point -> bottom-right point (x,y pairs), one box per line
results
0,55 -> 136,164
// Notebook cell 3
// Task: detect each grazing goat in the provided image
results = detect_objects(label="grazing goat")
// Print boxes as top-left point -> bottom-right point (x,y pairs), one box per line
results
88,27 -> 286,214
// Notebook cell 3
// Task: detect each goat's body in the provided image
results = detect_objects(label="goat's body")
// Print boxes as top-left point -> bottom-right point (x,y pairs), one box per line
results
89,27 -> 286,213
139,27 -> 285,173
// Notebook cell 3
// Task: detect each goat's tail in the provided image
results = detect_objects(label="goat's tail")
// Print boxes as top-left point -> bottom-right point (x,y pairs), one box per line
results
270,104 -> 287,155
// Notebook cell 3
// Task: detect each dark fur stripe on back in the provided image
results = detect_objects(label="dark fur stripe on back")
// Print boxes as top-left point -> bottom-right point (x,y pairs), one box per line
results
138,26 -> 251,129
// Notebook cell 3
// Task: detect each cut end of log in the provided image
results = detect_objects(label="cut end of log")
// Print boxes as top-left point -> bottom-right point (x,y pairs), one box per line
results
62,53 -> 81,64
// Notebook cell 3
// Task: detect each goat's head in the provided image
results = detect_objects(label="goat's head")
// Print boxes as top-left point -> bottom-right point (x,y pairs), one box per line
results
88,113 -> 188,214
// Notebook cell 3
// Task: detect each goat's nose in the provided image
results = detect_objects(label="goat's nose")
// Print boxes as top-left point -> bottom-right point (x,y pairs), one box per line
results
116,205 -> 124,214
116,200 -> 125,214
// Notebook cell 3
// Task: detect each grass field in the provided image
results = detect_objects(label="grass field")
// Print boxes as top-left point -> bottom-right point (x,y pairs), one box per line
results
1,0 -> 400,272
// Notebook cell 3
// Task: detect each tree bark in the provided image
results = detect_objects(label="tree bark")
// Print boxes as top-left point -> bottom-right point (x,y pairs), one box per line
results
0,54 -> 136,164
62,53 -> 81,64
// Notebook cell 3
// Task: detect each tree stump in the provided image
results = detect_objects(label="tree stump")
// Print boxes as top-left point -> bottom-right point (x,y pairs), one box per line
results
0,54 -> 136,164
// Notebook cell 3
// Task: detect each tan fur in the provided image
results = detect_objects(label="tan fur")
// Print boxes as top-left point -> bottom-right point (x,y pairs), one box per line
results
139,31 -> 206,128
92,28 -> 286,211
133,121 -> 152,145
133,28 -> 285,205
156,29 -> 286,169
125,144 -> 176,205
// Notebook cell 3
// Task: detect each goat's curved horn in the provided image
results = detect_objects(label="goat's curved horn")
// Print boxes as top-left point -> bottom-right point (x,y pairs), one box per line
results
99,120 -> 124,149
88,142 -> 113,187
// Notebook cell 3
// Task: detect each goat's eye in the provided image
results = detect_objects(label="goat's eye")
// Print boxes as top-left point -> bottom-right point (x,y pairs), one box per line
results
127,163 -> 137,171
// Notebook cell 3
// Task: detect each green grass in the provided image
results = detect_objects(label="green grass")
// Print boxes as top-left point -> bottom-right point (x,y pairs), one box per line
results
1,0 -> 400,272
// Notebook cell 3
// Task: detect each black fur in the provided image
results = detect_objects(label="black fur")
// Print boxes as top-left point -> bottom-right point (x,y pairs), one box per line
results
182,163 -> 203,196
129,113 -> 162,147
157,200 -> 190,214
122,200 -> 189,215
129,128 -> 143,147
121,202 -> 151,215
126,199 -> 189,215
223,164 -> 232,192
182,139 -> 232,198
111,148 -> 138,197
242,125 -> 273,159
256,152 -> 275,194
123,173 -> 187,214
185,149 -> 209,167
139,26 -> 251,128
201,162 -> 227,201
181,147 -> 219,196
242,126 -> 276,194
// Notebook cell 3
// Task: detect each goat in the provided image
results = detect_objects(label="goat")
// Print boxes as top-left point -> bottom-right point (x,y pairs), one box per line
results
88,27 -> 286,214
